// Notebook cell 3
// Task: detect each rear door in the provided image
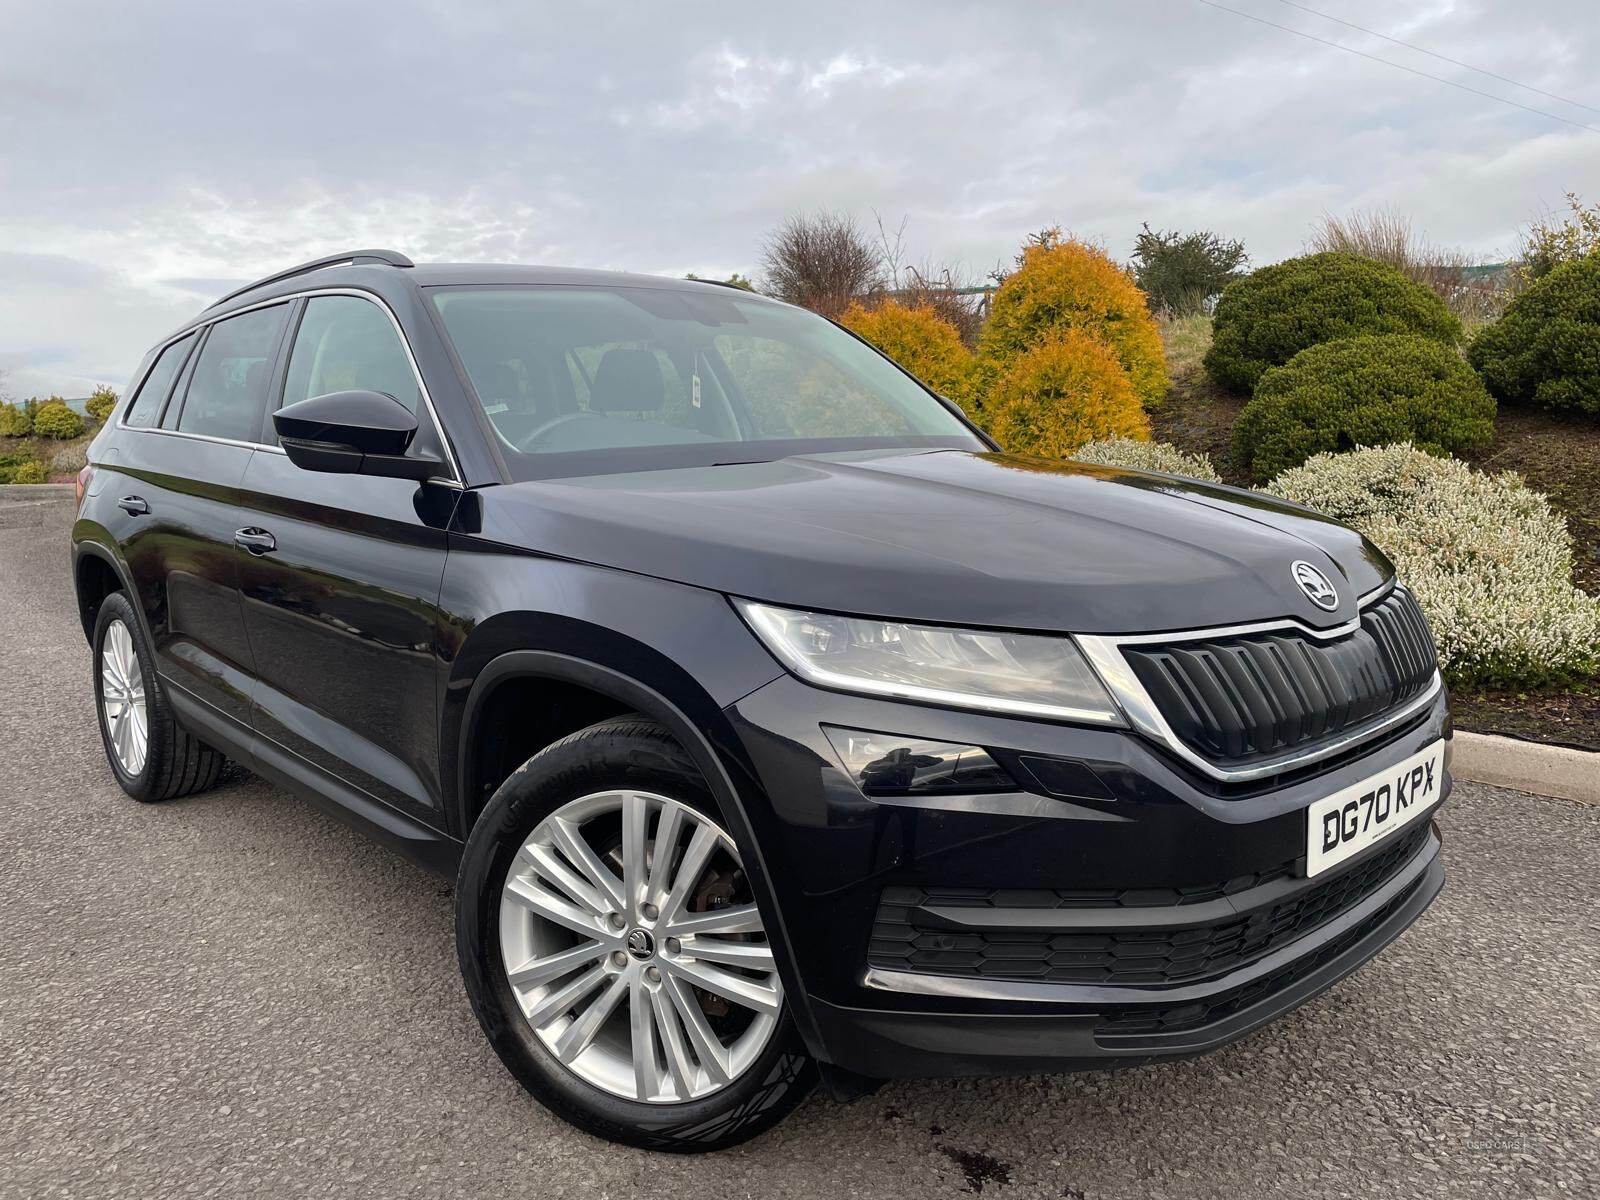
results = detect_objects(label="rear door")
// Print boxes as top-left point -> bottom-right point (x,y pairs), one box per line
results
236,293 -> 460,823
117,304 -> 291,726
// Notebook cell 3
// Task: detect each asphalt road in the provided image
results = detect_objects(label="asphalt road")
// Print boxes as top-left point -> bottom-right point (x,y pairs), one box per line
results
3,497 -> 1596,1199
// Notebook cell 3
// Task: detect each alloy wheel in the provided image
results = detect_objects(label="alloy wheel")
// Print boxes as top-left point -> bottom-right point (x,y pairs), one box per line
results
498,790 -> 782,1103
100,619 -> 148,776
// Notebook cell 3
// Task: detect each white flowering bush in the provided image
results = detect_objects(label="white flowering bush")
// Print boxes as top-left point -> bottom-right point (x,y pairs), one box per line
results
1071,437 -> 1222,481
1267,443 -> 1600,685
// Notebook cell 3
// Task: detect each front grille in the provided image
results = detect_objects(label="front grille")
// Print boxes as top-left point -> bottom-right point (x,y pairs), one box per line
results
1122,587 -> 1437,767
866,823 -> 1430,988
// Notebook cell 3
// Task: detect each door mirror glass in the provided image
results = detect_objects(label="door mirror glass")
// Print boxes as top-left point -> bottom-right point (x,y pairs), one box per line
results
274,389 -> 440,481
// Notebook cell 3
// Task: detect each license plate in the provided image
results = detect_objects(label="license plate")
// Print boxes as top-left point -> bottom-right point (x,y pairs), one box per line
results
1305,741 -> 1444,877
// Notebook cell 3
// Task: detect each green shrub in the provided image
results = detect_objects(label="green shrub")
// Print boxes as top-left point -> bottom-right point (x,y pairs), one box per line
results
0,453 -> 46,483
980,234 -> 1169,405
0,402 -> 29,436
85,386 -> 118,423
1234,335 -> 1494,480
1131,224 -> 1248,316
1071,436 -> 1221,481
1267,443 -> 1600,685
983,329 -> 1150,457
1204,253 -> 1462,393
1467,256 -> 1600,415
30,401 -> 84,439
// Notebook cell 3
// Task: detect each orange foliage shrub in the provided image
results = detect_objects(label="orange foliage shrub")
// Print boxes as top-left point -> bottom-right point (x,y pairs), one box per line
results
980,235 -> 1169,405
841,299 -> 978,415
984,330 -> 1150,457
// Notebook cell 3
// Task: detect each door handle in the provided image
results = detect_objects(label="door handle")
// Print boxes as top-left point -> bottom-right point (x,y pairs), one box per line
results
117,495 -> 149,516
233,527 -> 277,555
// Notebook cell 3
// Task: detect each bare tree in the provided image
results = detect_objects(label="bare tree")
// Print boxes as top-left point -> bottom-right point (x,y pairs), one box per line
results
873,210 -> 909,287
759,211 -> 886,318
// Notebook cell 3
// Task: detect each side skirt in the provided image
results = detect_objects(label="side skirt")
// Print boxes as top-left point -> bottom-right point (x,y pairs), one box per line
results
164,680 -> 463,878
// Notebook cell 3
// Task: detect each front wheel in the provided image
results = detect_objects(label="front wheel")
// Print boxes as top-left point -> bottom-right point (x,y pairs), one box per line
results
455,718 -> 815,1152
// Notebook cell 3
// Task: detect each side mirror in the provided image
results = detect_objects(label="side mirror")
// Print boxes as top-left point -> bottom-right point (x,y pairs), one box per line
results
273,390 -> 443,481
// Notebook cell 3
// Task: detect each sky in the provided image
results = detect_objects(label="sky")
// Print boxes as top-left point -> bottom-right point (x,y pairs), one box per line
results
2,0 -> 1597,399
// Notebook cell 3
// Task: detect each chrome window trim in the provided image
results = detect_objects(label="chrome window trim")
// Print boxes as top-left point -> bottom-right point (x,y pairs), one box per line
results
118,286 -> 462,485
1074,580 -> 1440,784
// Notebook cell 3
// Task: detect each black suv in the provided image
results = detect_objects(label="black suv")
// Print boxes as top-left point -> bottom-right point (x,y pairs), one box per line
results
72,250 -> 1450,1151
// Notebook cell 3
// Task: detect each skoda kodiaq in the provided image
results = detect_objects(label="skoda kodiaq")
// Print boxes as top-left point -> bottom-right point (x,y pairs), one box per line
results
71,250 -> 1449,1151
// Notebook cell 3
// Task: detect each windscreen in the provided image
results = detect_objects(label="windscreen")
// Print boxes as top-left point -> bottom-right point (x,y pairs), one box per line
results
429,285 -> 982,477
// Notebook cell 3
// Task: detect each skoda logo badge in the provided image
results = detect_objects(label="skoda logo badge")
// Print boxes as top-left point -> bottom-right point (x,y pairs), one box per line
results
1291,560 -> 1339,611
626,928 -> 655,960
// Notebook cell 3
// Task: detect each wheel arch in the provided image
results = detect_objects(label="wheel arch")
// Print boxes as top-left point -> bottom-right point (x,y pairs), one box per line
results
446,630 -> 823,1055
71,537 -> 142,646
451,643 -> 756,843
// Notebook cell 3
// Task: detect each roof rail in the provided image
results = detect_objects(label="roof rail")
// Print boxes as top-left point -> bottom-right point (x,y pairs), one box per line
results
205,249 -> 414,311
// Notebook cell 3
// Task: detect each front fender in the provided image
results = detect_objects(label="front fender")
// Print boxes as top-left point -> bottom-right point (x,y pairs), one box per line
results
436,547 -> 827,1051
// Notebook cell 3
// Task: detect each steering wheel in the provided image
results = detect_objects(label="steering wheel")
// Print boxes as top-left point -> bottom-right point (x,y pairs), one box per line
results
515,410 -> 601,451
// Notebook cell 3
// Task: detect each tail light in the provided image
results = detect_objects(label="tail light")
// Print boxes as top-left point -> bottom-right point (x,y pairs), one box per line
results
75,464 -> 93,509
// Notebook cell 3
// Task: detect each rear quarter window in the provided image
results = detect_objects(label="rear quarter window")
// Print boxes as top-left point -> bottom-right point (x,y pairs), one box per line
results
122,333 -> 196,428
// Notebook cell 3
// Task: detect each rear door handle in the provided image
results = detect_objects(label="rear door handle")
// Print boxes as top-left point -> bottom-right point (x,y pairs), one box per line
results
233,527 -> 277,555
117,495 -> 149,516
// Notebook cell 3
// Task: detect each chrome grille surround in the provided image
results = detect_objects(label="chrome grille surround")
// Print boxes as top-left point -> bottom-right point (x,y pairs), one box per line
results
1076,581 -> 1443,785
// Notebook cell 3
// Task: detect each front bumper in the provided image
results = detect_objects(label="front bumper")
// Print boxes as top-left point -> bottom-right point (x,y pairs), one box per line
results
722,675 -> 1451,1079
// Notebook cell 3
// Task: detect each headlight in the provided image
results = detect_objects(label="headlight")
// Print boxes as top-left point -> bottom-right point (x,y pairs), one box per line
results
734,600 -> 1125,725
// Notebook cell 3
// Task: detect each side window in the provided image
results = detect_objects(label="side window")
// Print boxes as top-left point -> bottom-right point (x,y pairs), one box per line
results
281,296 -> 420,417
174,305 -> 289,441
122,333 -> 196,428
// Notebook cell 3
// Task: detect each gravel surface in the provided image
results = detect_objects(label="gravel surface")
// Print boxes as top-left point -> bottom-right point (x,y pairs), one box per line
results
3,498 -> 1597,1199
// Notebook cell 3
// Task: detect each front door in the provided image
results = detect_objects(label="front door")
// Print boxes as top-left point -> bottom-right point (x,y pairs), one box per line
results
236,293 -> 460,822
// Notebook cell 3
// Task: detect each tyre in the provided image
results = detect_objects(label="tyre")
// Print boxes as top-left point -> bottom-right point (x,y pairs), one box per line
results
456,717 -> 816,1152
92,591 -> 226,802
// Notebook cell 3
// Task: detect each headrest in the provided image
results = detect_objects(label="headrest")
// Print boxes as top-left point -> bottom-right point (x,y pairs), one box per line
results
588,347 -> 664,413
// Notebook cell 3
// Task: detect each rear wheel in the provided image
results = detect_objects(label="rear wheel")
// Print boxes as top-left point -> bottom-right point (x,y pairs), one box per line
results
92,592 -> 226,802
456,717 -> 815,1151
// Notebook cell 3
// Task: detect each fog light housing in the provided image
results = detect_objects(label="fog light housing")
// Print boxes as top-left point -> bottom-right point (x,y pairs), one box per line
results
824,727 -> 1014,795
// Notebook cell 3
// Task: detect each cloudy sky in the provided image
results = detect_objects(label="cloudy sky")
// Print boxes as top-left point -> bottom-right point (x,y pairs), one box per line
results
2,0 -> 1596,398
